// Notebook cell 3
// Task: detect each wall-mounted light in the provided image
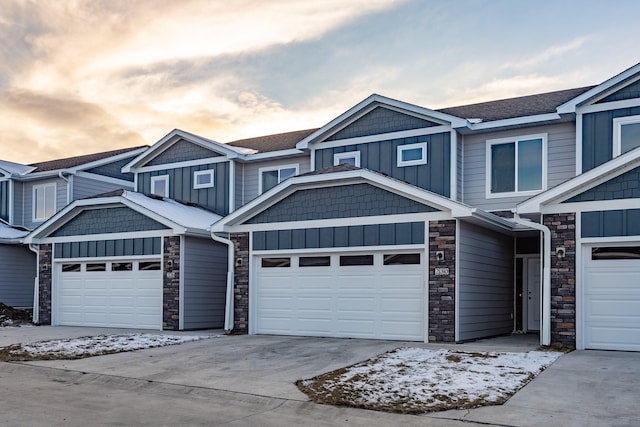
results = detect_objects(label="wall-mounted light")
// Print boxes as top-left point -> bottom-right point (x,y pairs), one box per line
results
555,247 -> 566,259
436,251 -> 445,263
235,258 -> 243,267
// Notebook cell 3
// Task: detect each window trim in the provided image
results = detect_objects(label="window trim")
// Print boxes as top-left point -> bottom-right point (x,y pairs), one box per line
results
32,182 -> 57,222
193,169 -> 215,189
333,151 -> 361,167
258,164 -> 299,195
397,142 -> 427,167
485,133 -> 547,199
150,175 -> 169,198
613,114 -> 640,157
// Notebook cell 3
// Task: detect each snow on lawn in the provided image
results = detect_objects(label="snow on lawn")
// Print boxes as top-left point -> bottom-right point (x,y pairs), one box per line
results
0,333 -> 215,361
297,347 -> 562,414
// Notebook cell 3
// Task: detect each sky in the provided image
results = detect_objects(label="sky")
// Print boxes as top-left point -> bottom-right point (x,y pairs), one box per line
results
1,0 -> 639,164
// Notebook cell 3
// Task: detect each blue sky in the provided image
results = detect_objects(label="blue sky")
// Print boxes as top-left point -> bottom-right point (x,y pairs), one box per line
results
1,0 -> 638,163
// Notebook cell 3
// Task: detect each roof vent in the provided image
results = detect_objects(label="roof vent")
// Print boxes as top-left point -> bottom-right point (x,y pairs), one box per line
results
467,118 -> 483,124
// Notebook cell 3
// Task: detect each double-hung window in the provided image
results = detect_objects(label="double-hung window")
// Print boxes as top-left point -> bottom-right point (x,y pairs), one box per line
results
333,151 -> 360,167
613,115 -> 640,156
150,175 -> 169,198
259,165 -> 298,194
487,134 -> 546,197
33,183 -> 56,221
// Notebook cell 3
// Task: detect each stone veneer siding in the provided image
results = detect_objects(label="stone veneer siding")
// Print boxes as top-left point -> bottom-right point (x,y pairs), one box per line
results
544,213 -> 576,347
428,220 -> 456,342
231,232 -> 249,333
38,244 -> 53,325
163,236 -> 180,330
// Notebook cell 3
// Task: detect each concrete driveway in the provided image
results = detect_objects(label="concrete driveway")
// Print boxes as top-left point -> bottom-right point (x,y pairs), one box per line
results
0,326 -> 638,426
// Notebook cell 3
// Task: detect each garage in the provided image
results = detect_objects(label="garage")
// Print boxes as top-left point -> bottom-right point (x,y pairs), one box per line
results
56,259 -> 162,329
255,250 -> 425,341
584,245 -> 640,351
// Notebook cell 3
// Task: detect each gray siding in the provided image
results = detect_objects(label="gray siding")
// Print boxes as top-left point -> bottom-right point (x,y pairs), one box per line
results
72,176 -> 134,200
138,162 -> 230,215
0,244 -> 36,308
456,134 -> 463,202
54,237 -> 162,258
463,123 -> 576,211
327,106 -> 439,141
146,139 -> 221,166
582,209 -> 640,238
182,237 -> 228,329
582,107 -> 640,172
12,182 -> 24,228
0,180 -> 8,222
253,222 -> 425,250
316,132 -> 451,197
598,79 -> 640,103
247,183 -> 437,224
458,221 -> 514,341
22,178 -> 68,230
234,162 -> 244,209
52,207 -> 167,237
239,156 -> 310,206
566,166 -> 640,202
86,156 -> 136,181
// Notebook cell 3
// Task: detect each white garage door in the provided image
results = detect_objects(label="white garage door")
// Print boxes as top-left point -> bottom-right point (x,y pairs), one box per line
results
584,245 -> 640,351
255,251 -> 425,341
56,260 -> 162,329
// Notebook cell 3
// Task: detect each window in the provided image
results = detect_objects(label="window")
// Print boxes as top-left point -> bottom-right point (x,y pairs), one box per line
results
259,165 -> 298,194
261,257 -> 291,268
299,256 -> 331,267
487,134 -> 546,196
397,142 -> 427,167
61,263 -> 81,272
383,253 -> 421,265
613,115 -> 640,156
86,263 -> 106,272
194,170 -> 214,189
592,246 -> 640,260
112,262 -> 133,271
33,183 -> 56,221
339,255 -> 374,266
139,261 -> 162,270
150,175 -> 169,198
333,151 -> 360,167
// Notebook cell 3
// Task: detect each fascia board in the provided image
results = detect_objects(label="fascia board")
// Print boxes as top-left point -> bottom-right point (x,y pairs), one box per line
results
465,113 -> 562,131
241,149 -> 306,162
66,147 -> 148,174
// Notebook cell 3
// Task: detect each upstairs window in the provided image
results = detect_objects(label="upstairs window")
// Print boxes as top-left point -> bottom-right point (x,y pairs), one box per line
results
259,165 -> 298,194
33,183 -> 56,221
487,134 -> 546,197
333,151 -> 361,167
613,115 -> 640,156
194,169 -> 214,189
150,175 -> 169,198
397,142 -> 427,167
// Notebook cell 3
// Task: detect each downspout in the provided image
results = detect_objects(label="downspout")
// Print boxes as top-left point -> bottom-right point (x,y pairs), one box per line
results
513,214 -> 551,346
210,230 -> 234,332
28,244 -> 39,324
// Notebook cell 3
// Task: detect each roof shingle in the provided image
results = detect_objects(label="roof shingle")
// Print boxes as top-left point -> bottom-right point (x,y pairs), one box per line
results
29,146 -> 147,172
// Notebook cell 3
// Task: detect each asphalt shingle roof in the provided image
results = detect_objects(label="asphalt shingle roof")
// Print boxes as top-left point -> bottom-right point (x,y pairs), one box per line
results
29,146 -> 147,172
225,128 -> 318,153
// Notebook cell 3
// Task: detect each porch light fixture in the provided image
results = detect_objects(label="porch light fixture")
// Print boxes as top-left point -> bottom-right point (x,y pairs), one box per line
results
555,247 -> 566,259
436,251 -> 445,263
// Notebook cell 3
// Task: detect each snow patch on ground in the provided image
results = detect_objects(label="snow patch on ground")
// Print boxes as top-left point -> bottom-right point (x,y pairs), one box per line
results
297,347 -> 562,413
0,333 -> 216,361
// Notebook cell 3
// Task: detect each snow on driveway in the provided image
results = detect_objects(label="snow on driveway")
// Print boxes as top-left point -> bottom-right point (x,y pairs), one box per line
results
297,347 -> 563,413
0,333 -> 216,361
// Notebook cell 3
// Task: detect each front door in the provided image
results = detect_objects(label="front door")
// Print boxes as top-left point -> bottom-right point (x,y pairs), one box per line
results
526,258 -> 541,331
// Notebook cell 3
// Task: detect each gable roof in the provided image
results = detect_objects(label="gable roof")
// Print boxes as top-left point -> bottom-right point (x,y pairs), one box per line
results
0,160 -> 36,176
0,221 -> 29,243
29,146 -> 148,172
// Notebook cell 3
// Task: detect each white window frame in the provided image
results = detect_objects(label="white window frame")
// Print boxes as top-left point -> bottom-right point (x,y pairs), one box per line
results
397,142 -> 427,167
333,151 -> 361,167
613,114 -> 640,157
32,182 -> 56,222
258,164 -> 299,195
193,169 -> 215,189
485,133 -> 548,199
150,175 -> 169,198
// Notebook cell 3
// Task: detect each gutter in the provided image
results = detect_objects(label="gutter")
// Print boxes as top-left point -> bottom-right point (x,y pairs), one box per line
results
28,244 -> 39,324
210,230 -> 235,332
513,214 -> 551,346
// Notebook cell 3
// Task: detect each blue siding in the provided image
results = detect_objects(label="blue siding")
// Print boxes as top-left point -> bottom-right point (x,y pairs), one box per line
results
316,132 -> 451,196
253,222 -> 425,250
55,237 -> 162,258
582,107 -> 640,172
565,166 -> 640,202
138,162 -> 230,215
246,183 -> 438,224
597,79 -> 640,103
0,244 -> 36,307
87,156 -> 135,182
146,139 -> 221,166
581,210 -> 640,238
52,207 -> 168,237
0,181 -> 8,222
327,106 -> 439,141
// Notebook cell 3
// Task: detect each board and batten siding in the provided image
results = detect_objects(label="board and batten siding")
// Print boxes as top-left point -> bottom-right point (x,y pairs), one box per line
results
457,221 -> 514,341
0,244 -> 36,308
22,178 -> 68,230
238,156 -> 310,206
182,237 -> 228,329
72,176 -> 134,200
462,123 -> 576,211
